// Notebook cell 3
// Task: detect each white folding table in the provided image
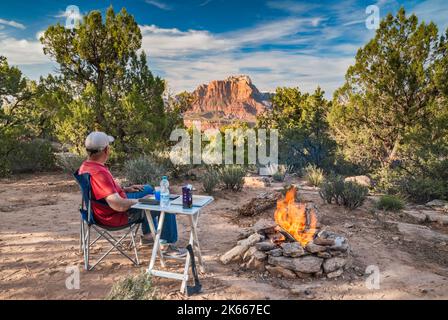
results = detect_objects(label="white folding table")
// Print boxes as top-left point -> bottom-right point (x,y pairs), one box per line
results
131,195 -> 213,294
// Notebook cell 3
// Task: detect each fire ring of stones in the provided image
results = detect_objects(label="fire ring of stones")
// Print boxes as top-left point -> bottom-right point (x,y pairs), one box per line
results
220,217 -> 351,280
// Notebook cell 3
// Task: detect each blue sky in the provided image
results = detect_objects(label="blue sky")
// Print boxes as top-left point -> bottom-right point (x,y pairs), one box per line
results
0,0 -> 447,97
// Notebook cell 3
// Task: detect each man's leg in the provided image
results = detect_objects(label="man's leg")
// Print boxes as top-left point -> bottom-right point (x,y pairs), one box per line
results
151,212 -> 178,244
126,185 -> 178,243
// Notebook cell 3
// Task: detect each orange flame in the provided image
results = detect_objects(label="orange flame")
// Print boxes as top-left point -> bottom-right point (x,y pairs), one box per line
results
274,187 -> 317,246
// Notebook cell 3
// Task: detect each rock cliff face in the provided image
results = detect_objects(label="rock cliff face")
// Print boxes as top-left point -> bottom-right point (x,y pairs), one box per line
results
184,75 -> 272,129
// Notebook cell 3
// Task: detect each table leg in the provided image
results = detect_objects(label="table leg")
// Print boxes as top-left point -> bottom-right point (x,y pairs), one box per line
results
180,253 -> 190,294
180,219 -> 195,294
190,214 -> 206,273
145,210 -> 165,268
148,211 -> 165,272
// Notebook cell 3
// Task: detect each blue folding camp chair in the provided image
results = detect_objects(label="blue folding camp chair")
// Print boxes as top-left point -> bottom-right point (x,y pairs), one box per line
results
73,170 -> 142,271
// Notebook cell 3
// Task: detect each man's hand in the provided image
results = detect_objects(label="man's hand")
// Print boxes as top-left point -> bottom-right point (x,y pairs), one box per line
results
105,193 -> 138,212
124,185 -> 145,193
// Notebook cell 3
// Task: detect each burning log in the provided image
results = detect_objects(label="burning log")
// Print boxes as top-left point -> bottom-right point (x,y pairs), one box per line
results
274,187 -> 318,246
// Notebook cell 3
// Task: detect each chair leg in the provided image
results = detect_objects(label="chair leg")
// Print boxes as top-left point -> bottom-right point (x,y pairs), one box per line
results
85,225 -> 90,271
80,220 -> 89,270
82,223 -> 142,271
80,219 -> 84,254
89,227 -> 137,269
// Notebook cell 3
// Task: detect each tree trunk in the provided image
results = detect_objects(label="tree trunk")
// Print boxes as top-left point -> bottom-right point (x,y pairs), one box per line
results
387,136 -> 401,164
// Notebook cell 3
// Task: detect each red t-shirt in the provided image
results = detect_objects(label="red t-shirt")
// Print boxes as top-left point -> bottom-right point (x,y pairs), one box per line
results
79,160 -> 128,227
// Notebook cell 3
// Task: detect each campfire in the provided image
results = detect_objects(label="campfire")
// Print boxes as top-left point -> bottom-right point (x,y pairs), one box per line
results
274,187 -> 317,246
220,187 -> 351,279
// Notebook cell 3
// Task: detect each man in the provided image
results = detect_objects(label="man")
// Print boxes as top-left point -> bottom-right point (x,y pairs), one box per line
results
79,131 -> 186,257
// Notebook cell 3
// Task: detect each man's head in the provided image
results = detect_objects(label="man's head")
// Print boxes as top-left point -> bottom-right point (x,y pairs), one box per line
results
85,131 -> 114,162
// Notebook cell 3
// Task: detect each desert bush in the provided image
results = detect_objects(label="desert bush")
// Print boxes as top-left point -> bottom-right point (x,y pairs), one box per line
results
220,165 -> 246,191
371,165 -> 402,194
202,166 -> 221,194
106,272 -> 158,300
304,164 -> 324,187
55,152 -> 85,173
319,175 -> 345,205
124,155 -> 166,187
397,176 -> 447,204
319,176 -> 368,209
8,140 -> 56,174
372,162 -> 448,204
153,149 -> 193,179
272,165 -> 287,182
341,181 -> 369,210
375,195 -> 405,211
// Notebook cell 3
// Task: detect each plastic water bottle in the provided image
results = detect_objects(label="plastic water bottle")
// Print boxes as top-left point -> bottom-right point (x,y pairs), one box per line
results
160,176 -> 170,209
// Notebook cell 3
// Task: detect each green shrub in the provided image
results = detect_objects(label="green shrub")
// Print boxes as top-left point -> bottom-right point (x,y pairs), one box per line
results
304,164 -> 324,187
272,165 -> 287,182
153,149 -> 193,179
319,175 -> 345,205
372,166 -> 401,194
202,166 -> 221,194
124,155 -> 166,187
319,175 -> 368,210
371,164 -> 448,204
55,152 -> 85,173
397,176 -> 447,204
375,195 -> 405,211
220,165 -> 246,191
8,140 -> 56,173
341,181 -> 369,210
106,272 -> 158,300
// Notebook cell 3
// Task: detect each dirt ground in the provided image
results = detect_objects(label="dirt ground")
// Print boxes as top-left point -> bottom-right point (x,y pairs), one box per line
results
1,172 -> 448,300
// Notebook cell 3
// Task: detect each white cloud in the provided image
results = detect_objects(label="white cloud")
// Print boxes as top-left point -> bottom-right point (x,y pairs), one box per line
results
0,18 -> 26,30
343,19 -> 365,27
140,17 -> 320,58
145,0 -> 172,11
140,25 -> 226,57
199,0 -> 213,7
266,1 -> 320,14
0,35 -> 48,65
412,0 -> 448,32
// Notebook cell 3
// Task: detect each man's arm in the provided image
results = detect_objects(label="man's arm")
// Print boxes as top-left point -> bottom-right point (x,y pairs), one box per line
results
105,193 -> 138,212
123,185 -> 145,193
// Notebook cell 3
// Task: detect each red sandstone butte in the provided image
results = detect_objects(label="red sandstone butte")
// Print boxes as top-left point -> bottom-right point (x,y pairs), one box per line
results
184,75 -> 272,129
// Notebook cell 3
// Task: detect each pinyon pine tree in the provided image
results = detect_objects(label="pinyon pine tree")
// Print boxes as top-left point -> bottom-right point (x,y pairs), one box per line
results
330,7 -> 448,201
